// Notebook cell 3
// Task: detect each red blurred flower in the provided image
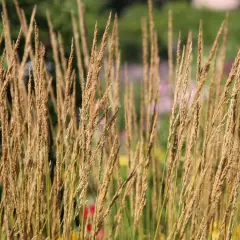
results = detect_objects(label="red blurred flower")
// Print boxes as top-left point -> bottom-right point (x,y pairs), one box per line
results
84,208 -> 89,218
84,204 -> 95,219
84,203 -> 104,239
87,224 -> 92,232
89,204 -> 95,215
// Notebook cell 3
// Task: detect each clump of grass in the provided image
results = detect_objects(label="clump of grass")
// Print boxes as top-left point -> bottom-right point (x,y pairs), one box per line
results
0,0 -> 240,239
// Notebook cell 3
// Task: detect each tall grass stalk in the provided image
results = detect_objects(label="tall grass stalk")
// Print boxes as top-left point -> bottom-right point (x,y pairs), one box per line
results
0,0 -> 240,239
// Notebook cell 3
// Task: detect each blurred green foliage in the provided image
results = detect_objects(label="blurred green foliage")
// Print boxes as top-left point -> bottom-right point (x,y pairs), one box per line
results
1,1 -> 239,62
116,2 -> 240,62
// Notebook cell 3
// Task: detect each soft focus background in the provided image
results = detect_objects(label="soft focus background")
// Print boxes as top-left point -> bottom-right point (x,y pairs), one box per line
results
1,0 -> 240,62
